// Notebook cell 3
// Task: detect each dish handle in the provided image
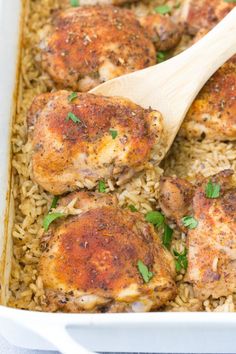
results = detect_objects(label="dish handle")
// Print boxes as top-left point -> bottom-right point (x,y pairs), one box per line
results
16,319 -> 95,354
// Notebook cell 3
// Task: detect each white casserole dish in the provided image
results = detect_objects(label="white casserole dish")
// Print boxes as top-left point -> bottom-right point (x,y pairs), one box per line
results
1,1 -> 236,353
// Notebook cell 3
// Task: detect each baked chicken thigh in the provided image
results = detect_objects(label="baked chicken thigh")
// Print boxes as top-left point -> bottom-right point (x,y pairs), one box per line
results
40,191 -> 176,312
181,0 -> 235,35
39,5 -> 182,91
160,170 -> 236,299
180,56 -> 236,141
27,90 -> 163,194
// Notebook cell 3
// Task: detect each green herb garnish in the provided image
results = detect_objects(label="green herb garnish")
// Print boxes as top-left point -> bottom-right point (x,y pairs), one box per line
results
50,196 -> 59,210
43,213 -> 65,231
154,5 -> 171,14
205,180 -> 221,199
156,51 -> 166,63
224,0 -> 236,3
145,211 -> 165,227
68,92 -> 78,102
174,248 -> 188,272
98,180 -> 106,193
66,112 -> 81,124
163,224 -> 173,250
70,0 -> 80,6
129,204 -> 138,212
109,129 -> 118,140
182,216 -> 198,229
137,260 -> 154,283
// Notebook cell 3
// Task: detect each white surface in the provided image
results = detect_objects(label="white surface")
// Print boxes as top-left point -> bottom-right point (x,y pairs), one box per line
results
0,335 -> 56,354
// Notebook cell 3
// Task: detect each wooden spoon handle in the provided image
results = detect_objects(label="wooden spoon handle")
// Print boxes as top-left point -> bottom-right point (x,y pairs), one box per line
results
157,7 -> 236,135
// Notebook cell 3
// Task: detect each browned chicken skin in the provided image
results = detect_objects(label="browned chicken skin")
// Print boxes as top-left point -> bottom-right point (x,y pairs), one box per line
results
180,55 -> 236,141
27,90 -> 163,195
139,14 -> 183,51
40,191 -> 176,312
181,0 -> 235,35
39,5 -> 182,91
160,170 -> 236,300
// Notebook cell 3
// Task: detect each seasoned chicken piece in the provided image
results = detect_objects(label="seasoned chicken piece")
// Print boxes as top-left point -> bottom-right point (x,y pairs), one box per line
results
27,90 -> 163,195
159,176 -> 194,228
138,14 -> 183,51
181,0 -> 235,35
160,170 -> 236,300
39,5 -> 182,91
40,191 -> 176,313
180,56 -> 236,141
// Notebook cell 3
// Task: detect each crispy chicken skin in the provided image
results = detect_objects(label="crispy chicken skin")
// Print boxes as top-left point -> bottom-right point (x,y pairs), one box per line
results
39,6 -> 182,91
160,170 -> 236,299
138,14 -> 183,51
40,191 -> 176,313
27,90 -> 163,195
181,0 -> 235,35
180,56 -> 236,141
40,6 -> 156,91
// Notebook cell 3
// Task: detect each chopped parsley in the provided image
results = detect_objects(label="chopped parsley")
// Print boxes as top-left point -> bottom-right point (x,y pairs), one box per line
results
109,129 -> 118,140
145,210 -> 173,249
66,112 -> 81,124
224,0 -> 236,2
154,5 -> 171,14
174,248 -> 188,272
70,0 -> 80,6
43,213 -> 65,231
182,216 -> 198,229
129,204 -> 138,212
145,211 -> 165,227
50,196 -> 59,210
98,180 -> 106,193
205,180 -> 221,199
68,92 -> 78,102
137,260 -> 154,283
156,51 -> 166,63
163,224 -> 173,250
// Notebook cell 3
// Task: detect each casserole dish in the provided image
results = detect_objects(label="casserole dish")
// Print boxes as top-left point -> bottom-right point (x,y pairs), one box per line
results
0,1 -> 236,353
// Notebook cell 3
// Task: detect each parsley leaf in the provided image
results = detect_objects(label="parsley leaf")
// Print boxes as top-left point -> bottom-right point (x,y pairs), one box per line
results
129,204 -> 138,212
137,260 -> 154,283
50,196 -> 59,210
182,216 -> 198,229
205,180 -> 221,199
145,211 -> 165,227
224,0 -> 236,2
66,112 -> 81,124
43,213 -> 65,231
98,180 -> 106,193
163,224 -> 173,250
154,5 -> 171,14
109,129 -> 118,140
174,248 -> 188,272
68,92 -> 78,102
156,51 -> 166,63
70,0 -> 80,6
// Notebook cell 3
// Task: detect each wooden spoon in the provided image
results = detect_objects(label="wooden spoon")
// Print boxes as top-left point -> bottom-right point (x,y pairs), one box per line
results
91,8 -> 236,157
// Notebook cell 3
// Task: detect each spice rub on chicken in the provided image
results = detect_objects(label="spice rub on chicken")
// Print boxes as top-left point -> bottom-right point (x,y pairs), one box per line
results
160,170 -> 236,300
27,90 -> 163,195
39,191 -> 176,313
39,5 -> 182,91
180,56 -> 236,141
181,0 -> 236,35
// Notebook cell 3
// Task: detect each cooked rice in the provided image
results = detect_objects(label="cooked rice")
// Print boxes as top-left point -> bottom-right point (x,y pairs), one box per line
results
8,0 -> 236,313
